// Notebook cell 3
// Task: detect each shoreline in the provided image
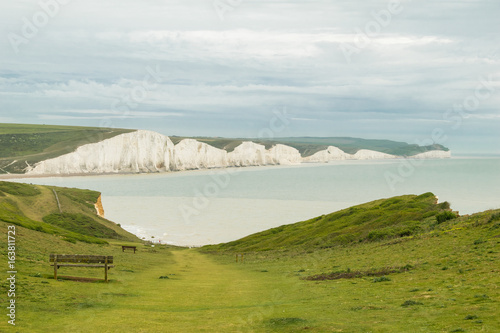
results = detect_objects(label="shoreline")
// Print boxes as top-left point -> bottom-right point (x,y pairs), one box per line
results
0,155 -> 468,181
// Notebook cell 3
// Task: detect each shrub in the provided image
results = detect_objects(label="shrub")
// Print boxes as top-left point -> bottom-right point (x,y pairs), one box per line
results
488,212 -> 500,223
436,211 -> 457,223
438,201 -> 451,210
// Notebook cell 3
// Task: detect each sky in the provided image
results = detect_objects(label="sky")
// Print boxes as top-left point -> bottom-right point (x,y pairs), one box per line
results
0,0 -> 499,154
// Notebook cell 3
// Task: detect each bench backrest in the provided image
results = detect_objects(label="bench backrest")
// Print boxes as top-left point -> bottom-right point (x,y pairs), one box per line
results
50,254 -> 113,264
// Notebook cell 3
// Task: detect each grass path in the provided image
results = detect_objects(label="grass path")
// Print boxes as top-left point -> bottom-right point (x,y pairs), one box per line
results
20,249 -> 287,332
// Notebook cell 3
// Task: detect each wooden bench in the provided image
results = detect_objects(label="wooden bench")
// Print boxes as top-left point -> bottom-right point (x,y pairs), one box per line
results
121,245 -> 137,253
50,254 -> 114,282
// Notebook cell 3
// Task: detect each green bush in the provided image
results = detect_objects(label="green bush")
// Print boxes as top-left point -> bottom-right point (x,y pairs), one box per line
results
436,211 -> 457,223
488,212 -> 500,223
438,201 -> 451,210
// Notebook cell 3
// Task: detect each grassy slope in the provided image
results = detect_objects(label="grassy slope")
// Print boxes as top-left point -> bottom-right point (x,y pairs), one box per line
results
0,193 -> 498,332
203,193 -> 452,252
170,136 -> 449,157
0,123 -> 134,174
0,181 -> 138,243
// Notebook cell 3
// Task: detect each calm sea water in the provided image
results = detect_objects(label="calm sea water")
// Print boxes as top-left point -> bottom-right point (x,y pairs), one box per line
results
10,157 -> 500,246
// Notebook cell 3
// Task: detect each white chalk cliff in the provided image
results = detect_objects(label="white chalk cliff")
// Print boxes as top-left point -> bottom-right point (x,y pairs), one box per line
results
25,130 -> 450,175
408,150 -> 451,159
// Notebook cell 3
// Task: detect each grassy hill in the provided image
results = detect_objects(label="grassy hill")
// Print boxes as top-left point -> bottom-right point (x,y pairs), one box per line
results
0,181 -> 138,244
0,123 -> 134,174
0,191 -> 499,332
202,192 -> 455,252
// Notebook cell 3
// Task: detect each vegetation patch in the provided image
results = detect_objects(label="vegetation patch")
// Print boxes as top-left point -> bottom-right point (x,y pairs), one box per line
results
401,300 -> 423,307
0,181 -> 41,196
43,213 -> 120,239
488,212 -> 500,223
436,211 -> 458,223
372,276 -> 391,283
464,315 -> 479,320
304,265 -> 412,281
266,317 -> 308,326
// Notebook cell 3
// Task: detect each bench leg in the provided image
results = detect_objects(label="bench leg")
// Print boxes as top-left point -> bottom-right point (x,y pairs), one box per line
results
104,260 -> 108,282
54,262 -> 58,280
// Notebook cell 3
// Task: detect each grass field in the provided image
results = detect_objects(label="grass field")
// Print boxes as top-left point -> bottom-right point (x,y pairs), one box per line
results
0,124 -> 134,174
0,183 -> 499,332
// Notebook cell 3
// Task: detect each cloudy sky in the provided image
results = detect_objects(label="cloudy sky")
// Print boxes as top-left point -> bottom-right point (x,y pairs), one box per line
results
1,0 -> 499,154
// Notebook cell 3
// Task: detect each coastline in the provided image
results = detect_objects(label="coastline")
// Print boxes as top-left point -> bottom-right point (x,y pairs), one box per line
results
0,155 -> 463,181
1,157 -> 498,245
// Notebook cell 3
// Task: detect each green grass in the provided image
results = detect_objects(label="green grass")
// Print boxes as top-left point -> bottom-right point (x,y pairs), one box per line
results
0,192 -> 498,332
0,123 -> 134,173
203,192 -> 449,252
0,181 -> 138,244
42,213 -> 121,239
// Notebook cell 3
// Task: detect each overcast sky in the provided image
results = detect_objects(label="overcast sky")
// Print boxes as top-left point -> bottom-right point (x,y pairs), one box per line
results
1,0 -> 499,154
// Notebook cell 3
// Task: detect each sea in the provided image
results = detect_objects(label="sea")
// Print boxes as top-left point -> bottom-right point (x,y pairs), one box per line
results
8,157 -> 500,246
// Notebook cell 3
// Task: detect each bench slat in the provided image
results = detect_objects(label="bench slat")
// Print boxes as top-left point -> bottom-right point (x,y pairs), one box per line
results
50,264 -> 115,268
50,254 -> 113,264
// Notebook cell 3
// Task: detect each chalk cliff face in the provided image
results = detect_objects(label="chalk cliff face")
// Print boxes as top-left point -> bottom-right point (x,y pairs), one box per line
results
266,144 -> 302,165
352,149 -> 396,160
227,141 -> 267,167
172,139 -> 228,171
409,150 -> 451,159
303,146 -> 396,162
303,146 -> 351,162
25,130 -> 451,175
27,130 -> 174,174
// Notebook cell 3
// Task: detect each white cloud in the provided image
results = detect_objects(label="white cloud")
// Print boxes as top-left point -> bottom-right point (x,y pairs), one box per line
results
0,0 -> 498,153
